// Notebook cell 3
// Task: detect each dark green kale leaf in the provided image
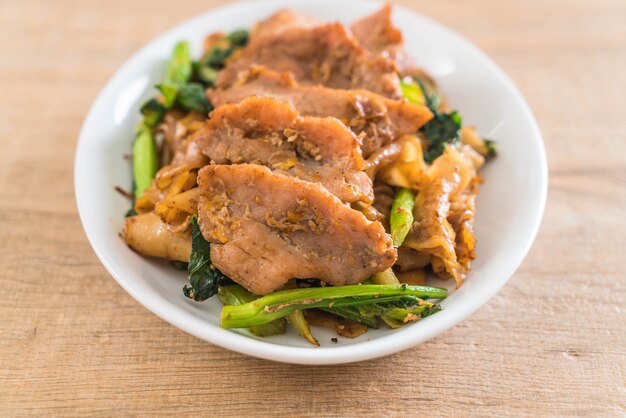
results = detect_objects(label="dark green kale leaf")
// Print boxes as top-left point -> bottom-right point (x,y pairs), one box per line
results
201,46 -> 233,68
410,75 -> 463,163
227,29 -> 249,48
411,75 -> 496,162
484,138 -> 498,157
125,207 -> 138,218
420,304 -> 443,318
139,98 -> 167,128
413,75 -> 441,112
200,29 -> 249,69
183,217 -> 229,301
175,83 -> 213,114
194,64 -> 219,87
194,29 -> 249,87
421,111 -> 462,163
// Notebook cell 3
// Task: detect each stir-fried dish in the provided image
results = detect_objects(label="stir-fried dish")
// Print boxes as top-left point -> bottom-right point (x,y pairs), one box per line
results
121,6 -> 496,345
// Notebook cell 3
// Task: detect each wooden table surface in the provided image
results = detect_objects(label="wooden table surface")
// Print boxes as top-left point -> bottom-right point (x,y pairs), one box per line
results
1,0 -> 625,416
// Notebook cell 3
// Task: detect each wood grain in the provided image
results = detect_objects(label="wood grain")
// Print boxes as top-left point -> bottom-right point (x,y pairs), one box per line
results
1,0 -> 625,416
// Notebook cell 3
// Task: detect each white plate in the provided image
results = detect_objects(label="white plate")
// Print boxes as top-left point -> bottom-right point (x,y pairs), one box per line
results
75,0 -> 547,364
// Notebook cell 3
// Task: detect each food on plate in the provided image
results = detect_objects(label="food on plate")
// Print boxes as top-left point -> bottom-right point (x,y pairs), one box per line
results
215,21 -> 402,98
195,96 -> 374,204
208,66 -> 432,157
197,164 -> 396,295
120,5 -> 496,345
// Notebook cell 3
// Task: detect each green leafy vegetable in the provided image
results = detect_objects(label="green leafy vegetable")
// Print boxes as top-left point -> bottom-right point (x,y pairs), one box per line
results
175,83 -> 213,113
155,82 -> 179,108
201,46 -> 233,68
227,29 -> 249,47
149,41 -> 193,114
220,284 -> 447,328
136,37 -> 217,136
155,82 -> 212,114
327,298 -> 441,329
165,41 -> 192,85
218,285 -> 286,337
484,138 -> 498,157
132,39 -> 212,203
421,111 -> 463,163
400,79 -> 425,105
320,306 -> 379,328
407,75 -> 463,163
152,41 -> 212,115
195,29 -> 249,87
140,98 -> 166,128
379,302 -> 441,328
183,218 -> 229,301
195,64 -> 219,86
125,207 -> 138,218
413,75 -> 442,111
389,188 -> 416,247
132,123 -> 158,198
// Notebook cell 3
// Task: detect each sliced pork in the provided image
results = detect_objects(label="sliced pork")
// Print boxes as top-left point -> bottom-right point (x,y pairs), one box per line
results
251,9 -> 320,39
194,96 -> 373,203
351,5 -> 417,75
197,164 -> 397,294
208,67 -> 432,157
216,22 -> 402,98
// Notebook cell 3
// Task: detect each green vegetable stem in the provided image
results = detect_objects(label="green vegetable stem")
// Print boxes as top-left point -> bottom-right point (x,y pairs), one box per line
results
400,79 -> 425,105
286,310 -> 319,346
389,188 -> 416,247
221,284 -> 447,328
165,41 -> 192,85
132,123 -> 158,198
371,268 -> 400,285
218,285 -> 286,337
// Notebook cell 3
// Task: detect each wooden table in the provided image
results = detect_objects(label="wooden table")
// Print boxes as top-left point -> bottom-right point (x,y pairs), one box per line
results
1,0 -> 624,415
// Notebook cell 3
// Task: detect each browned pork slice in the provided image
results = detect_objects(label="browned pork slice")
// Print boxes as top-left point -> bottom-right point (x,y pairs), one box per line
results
195,96 -> 373,204
216,22 -> 402,98
197,164 -> 397,295
208,67 -> 432,157
351,5 -> 417,75
251,9 -> 320,39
